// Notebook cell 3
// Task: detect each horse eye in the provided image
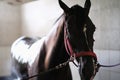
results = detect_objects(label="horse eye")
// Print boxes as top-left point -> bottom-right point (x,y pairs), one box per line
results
93,39 -> 95,42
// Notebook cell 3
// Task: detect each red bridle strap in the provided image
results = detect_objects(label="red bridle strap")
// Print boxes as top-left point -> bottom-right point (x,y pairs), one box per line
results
64,26 -> 97,59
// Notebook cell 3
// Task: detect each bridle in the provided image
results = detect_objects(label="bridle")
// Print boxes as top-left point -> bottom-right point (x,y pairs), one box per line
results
64,23 -> 97,59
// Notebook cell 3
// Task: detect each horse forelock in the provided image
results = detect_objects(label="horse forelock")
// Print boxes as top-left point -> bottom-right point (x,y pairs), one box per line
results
44,14 -> 65,69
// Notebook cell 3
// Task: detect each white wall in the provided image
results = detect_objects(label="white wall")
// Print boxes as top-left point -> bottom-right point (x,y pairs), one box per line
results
0,1 -> 21,76
21,0 -> 63,37
90,0 -> 120,50
0,47 -> 11,76
0,2 -> 21,46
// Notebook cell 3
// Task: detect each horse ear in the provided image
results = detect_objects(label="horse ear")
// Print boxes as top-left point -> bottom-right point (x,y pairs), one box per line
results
59,0 -> 69,13
84,0 -> 91,16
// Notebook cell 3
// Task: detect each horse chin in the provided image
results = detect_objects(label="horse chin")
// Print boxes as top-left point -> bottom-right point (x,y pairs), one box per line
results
78,67 -> 94,80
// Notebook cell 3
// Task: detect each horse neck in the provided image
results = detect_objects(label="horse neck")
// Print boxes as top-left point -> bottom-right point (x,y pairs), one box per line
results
44,16 -> 68,69
45,16 -> 64,54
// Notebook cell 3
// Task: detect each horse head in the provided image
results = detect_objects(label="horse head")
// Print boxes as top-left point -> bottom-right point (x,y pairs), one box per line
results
59,0 -> 99,80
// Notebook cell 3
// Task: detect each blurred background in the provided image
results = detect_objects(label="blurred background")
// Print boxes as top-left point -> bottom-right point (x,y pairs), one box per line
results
0,0 -> 120,80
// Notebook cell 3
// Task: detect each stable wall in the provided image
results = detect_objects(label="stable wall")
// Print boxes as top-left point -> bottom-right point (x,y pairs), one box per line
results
90,0 -> 120,50
0,2 -> 21,46
21,0 -> 63,37
0,1 -> 21,76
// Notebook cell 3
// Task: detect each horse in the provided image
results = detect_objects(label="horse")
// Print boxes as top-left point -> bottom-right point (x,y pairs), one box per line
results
11,0 -> 99,80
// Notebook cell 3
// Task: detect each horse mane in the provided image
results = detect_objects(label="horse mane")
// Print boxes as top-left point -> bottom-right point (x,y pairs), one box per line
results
53,13 -> 64,25
44,14 -> 65,69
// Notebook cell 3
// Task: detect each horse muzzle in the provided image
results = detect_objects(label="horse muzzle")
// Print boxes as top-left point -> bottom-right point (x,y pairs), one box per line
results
77,56 -> 99,80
